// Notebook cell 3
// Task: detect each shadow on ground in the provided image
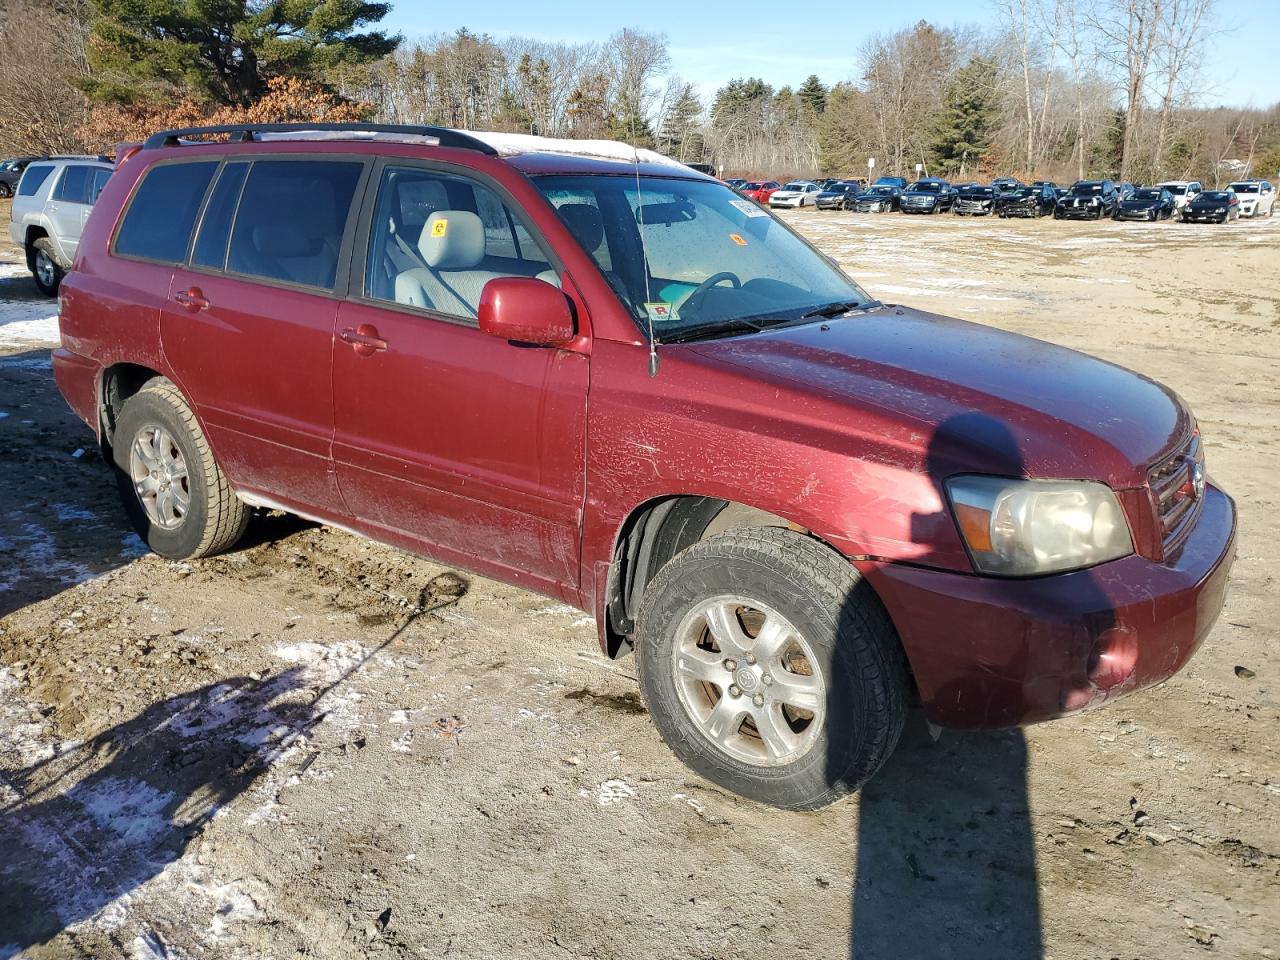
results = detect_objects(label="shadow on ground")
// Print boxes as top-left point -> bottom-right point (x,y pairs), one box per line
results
0,668 -> 318,955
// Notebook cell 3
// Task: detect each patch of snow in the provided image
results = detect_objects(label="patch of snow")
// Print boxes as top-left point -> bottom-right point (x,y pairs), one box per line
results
120,533 -> 150,558
0,518 -> 97,593
581,778 -> 637,806
0,354 -> 51,369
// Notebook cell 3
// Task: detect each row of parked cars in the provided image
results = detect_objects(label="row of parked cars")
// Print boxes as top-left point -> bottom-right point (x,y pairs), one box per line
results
725,175 -> 1278,224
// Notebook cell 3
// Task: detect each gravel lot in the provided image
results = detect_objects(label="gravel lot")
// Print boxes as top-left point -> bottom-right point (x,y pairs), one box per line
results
1,196 -> 1277,959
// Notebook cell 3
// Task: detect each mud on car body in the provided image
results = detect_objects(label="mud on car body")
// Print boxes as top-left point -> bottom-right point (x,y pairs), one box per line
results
54,123 -> 1237,810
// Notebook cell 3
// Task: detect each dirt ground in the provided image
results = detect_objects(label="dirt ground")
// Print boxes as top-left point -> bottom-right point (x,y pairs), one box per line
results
0,195 -> 1277,960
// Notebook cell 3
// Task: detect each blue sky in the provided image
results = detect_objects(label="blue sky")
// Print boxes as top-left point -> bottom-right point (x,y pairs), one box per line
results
381,0 -> 1275,109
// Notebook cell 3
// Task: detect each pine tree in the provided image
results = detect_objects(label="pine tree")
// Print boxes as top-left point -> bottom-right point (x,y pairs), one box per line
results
798,74 -> 828,116
83,0 -> 401,106
659,83 -> 703,160
929,57 -> 1000,176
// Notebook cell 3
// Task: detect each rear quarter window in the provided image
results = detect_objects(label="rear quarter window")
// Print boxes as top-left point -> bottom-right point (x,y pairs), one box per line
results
17,164 -> 54,197
114,161 -> 219,263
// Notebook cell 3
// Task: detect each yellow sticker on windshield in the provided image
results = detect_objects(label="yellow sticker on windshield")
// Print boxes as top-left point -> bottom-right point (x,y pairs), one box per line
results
729,233 -> 747,246
431,218 -> 448,238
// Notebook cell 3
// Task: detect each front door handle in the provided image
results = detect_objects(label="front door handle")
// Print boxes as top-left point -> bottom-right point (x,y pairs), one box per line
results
173,287 -> 210,311
340,323 -> 389,357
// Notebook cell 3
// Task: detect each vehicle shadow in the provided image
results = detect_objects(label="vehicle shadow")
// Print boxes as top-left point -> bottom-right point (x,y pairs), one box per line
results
833,411 -> 1107,959
0,668 -> 317,954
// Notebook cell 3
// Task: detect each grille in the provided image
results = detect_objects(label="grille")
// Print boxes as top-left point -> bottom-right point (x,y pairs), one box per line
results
1148,432 -> 1204,556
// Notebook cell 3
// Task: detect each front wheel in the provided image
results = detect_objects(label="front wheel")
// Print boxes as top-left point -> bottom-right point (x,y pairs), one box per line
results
113,379 -> 250,559
636,527 -> 909,810
0,182 -> 12,199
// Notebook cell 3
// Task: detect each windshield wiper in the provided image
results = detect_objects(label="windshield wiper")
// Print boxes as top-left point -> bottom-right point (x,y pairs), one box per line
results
798,299 -> 881,321
659,317 -> 765,344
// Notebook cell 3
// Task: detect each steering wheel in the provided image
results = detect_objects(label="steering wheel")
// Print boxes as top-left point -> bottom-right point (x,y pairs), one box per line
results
679,271 -> 742,320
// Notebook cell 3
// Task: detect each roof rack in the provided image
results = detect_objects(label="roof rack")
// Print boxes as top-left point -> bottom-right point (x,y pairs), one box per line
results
48,154 -> 112,162
142,123 -> 499,155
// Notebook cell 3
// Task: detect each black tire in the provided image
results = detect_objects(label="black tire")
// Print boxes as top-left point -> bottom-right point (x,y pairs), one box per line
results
635,527 -> 909,810
0,182 -> 12,199
31,238 -> 63,297
112,378 -> 250,560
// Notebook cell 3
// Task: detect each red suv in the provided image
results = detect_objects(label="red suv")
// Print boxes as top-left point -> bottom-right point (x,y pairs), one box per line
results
55,123 -> 1236,809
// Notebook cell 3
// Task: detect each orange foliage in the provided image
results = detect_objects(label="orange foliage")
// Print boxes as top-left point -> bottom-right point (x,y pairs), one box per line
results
82,77 -> 371,152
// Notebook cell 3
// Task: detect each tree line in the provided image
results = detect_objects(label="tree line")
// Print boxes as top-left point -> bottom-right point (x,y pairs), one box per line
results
1,0 -> 1276,187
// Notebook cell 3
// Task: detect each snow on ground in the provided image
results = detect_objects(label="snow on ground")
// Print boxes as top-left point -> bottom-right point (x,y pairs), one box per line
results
0,260 -> 58,347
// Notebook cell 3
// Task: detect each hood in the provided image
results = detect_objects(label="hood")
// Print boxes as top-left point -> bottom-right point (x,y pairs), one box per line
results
684,306 -> 1188,487
1121,198 -> 1158,208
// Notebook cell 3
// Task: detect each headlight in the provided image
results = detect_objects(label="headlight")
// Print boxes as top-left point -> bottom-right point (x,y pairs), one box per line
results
1214,207 -> 1225,213
946,476 -> 1133,576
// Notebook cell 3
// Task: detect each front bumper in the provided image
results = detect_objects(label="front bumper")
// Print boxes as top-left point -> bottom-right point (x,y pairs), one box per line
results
954,202 -> 992,215
1117,207 -> 1160,220
769,197 -> 803,208
1057,204 -> 1103,219
860,482 -> 1236,729
999,203 -> 1038,217
854,203 -> 891,213
1182,211 -> 1226,222
900,200 -> 938,213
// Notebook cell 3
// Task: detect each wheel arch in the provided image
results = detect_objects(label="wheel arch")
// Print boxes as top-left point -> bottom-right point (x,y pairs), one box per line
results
599,494 -> 851,659
99,362 -> 167,451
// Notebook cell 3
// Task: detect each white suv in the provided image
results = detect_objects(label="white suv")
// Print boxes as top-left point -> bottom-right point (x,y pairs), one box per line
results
1155,180 -> 1203,213
8,155 -> 113,295
1227,180 -> 1276,218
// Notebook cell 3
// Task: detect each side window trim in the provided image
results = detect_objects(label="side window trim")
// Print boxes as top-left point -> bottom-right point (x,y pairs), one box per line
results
187,158 -> 249,269
346,156 -> 565,326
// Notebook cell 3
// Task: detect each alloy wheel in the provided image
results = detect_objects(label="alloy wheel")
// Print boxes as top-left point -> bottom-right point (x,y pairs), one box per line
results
35,251 -> 56,289
671,596 -> 825,766
128,424 -> 191,529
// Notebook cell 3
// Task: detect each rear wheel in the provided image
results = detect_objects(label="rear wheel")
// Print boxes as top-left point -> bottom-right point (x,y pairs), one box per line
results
113,379 -> 250,559
31,239 -> 62,297
636,527 -> 909,810
0,182 -> 12,199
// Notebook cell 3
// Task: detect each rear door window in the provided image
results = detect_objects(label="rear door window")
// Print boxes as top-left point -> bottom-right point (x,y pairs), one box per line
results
114,161 -> 218,263
18,164 -> 55,197
225,160 -> 363,290
53,165 -> 91,204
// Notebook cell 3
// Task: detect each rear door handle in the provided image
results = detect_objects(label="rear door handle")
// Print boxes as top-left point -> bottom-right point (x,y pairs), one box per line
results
340,324 -> 389,356
173,287 -> 210,311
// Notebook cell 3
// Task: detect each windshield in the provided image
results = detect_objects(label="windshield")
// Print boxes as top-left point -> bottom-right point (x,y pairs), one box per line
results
961,187 -> 994,197
783,181 -> 809,190
909,182 -> 941,193
1070,183 -> 1103,195
1200,192 -> 1231,201
1011,187 -> 1035,198
868,186 -> 895,196
743,182 -> 763,190
1229,183 -> 1259,193
534,175 -> 874,340
1133,189 -> 1162,200
1160,184 -> 1186,195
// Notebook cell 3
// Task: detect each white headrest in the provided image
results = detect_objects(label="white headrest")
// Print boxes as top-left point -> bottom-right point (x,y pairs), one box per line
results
419,210 -> 485,269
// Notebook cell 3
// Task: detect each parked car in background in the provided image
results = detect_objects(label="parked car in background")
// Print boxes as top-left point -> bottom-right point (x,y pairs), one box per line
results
1226,180 -> 1276,217
1116,181 -> 1136,200
871,175 -> 908,190
53,121 -> 1237,811
1032,180 -> 1059,192
740,180 -> 781,204
899,178 -> 956,213
724,178 -> 748,191
1114,187 -> 1176,221
1181,190 -> 1240,223
995,183 -> 1058,218
1055,180 -> 1119,220
769,180 -> 823,208
852,184 -> 902,212
953,185 -> 996,216
0,157 -> 44,198
1155,180 -> 1203,212
815,181 -> 862,210
991,177 -> 1023,199
7,155 -> 114,295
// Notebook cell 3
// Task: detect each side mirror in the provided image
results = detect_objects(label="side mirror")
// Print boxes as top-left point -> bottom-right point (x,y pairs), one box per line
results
478,276 -> 575,346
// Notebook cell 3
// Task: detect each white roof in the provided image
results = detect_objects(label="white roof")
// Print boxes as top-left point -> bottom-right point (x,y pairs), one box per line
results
466,131 -> 689,170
